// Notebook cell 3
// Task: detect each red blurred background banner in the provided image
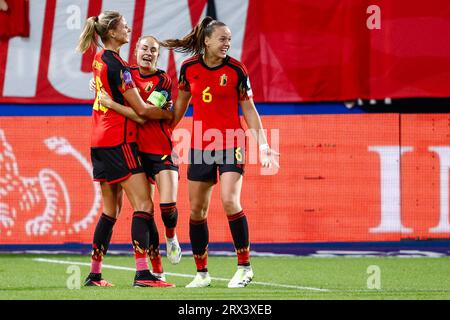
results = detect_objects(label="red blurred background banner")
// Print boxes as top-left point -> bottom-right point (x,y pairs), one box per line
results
1,0 -> 450,103
0,0 -> 29,40
1,114 -> 449,245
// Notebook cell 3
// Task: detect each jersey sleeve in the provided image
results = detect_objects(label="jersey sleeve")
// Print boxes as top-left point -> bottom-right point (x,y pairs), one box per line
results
178,63 -> 191,92
237,66 -> 253,101
155,72 -> 173,101
108,63 -> 136,94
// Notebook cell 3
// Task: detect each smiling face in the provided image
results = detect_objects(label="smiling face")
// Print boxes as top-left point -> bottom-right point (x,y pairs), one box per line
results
109,17 -> 131,45
136,37 -> 159,71
204,25 -> 231,59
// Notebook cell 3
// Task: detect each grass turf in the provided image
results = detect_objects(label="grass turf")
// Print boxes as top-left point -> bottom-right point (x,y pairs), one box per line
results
0,254 -> 449,300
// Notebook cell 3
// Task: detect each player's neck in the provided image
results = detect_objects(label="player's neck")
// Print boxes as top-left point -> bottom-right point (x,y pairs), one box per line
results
104,40 -> 123,54
139,66 -> 157,76
203,53 -> 224,68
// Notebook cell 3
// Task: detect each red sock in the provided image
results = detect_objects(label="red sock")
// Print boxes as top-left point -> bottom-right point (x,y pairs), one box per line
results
90,246 -> 103,274
237,247 -> 250,266
149,247 -> 163,274
194,249 -> 208,272
165,227 -> 175,239
134,241 -> 149,271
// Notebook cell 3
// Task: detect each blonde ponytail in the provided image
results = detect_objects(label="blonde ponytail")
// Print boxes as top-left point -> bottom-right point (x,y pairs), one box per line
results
77,16 -> 99,53
77,11 -> 122,53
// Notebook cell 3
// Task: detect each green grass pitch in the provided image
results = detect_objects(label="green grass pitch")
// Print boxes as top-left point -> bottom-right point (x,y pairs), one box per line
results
0,254 -> 450,300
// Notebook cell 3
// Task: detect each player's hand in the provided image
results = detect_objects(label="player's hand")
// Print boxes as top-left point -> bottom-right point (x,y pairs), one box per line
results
89,78 -> 95,92
260,144 -> 280,169
98,89 -> 113,108
162,100 -> 173,110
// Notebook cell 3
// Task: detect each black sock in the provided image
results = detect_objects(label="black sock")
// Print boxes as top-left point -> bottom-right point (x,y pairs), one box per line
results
92,213 -> 117,262
227,211 -> 250,266
147,214 -> 160,259
131,211 -> 153,255
160,202 -> 178,228
190,218 -> 209,272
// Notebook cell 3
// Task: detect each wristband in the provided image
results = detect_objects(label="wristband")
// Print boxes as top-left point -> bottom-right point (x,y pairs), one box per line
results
259,143 -> 270,152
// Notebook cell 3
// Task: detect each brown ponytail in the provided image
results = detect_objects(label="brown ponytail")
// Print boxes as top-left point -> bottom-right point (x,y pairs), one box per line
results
77,11 -> 122,53
160,16 -> 226,55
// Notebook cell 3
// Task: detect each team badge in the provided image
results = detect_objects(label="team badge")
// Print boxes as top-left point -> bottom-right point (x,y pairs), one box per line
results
145,81 -> 154,92
120,70 -> 135,92
220,74 -> 228,86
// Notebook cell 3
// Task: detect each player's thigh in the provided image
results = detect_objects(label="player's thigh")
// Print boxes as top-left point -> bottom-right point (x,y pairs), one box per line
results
188,180 -> 215,220
120,172 -> 154,213
155,169 -> 178,203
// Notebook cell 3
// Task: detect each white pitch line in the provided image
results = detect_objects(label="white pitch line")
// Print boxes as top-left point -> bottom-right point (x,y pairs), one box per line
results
33,258 -> 330,292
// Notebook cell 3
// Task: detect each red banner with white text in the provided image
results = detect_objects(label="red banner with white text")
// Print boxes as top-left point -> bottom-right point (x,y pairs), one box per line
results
1,0 -> 450,103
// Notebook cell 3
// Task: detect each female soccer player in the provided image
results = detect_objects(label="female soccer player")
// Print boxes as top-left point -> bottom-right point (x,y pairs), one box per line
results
77,11 -> 174,287
161,16 -> 279,288
98,36 -> 182,279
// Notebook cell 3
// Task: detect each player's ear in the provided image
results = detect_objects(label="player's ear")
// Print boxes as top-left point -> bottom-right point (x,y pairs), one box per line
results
204,36 -> 210,49
108,29 -> 116,39
134,43 -> 139,58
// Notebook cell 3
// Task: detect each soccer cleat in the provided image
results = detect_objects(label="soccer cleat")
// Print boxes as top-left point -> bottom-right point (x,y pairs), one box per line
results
166,235 -> 182,264
185,272 -> 211,288
84,273 -> 114,287
227,266 -> 253,288
133,270 -> 175,288
151,272 -> 166,282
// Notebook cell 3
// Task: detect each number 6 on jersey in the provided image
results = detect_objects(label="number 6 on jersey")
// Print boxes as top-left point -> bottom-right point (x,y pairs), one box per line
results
202,86 -> 212,103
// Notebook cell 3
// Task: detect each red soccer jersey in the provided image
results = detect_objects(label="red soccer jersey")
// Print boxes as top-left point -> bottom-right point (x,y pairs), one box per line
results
178,55 -> 253,150
91,49 -> 137,148
130,67 -> 173,155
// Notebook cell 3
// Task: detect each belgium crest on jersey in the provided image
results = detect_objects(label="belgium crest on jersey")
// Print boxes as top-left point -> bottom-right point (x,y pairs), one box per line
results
220,74 -> 228,86
145,81 -> 154,92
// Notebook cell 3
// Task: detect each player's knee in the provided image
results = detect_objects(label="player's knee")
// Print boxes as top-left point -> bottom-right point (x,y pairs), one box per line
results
190,204 -> 208,220
221,198 -> 240,215
133,199 -> 154,214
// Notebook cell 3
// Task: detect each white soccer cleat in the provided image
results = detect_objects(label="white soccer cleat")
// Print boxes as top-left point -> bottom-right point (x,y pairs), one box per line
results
227,266 -> 254,288
166,235 -> 182,264
185,272 -> 211,288
151,272 -> 166,282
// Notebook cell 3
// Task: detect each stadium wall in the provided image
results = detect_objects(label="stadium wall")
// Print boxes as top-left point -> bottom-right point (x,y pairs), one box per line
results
0,104 -> 449,253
